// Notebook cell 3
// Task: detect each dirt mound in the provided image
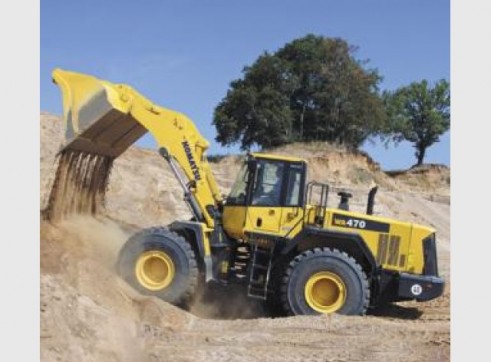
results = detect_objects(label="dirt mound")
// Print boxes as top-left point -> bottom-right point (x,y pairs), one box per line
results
386,164 -> 451,200
40,113 -> 450,361
265,142 -> 451,193
249,142 -> 390,189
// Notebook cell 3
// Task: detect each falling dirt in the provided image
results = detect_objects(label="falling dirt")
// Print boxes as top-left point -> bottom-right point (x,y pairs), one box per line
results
40,114 -> 450,361
44,149 -> 114,221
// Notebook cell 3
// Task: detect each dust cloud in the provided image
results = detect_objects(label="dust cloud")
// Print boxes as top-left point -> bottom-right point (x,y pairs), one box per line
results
56,215 -> 130,269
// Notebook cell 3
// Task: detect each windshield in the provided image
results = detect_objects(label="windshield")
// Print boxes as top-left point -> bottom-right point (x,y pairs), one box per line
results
227,163 -> 249,205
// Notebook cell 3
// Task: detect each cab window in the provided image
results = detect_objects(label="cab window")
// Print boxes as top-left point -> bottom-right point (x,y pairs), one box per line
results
251,161 -> 284,206
286,164 -> 303,206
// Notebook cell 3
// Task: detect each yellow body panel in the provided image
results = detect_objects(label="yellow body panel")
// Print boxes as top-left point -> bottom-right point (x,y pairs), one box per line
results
222,206 -> 248,239
308,208 -> 433,273
224,201 -> 433,275
407,225 -> 434,274
324,209 -> 412,272
245,207 -> 283,233
223,205 -> 305,239
200,224 -> 214,256
279,206 -> 305,237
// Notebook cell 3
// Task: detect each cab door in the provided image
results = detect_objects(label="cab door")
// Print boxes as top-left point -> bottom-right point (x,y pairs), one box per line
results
222,163 -> 250,239
279,163 -> 306,238
223,158 -> 307,238
245,160 -> 307,237
245,160 -> 285,234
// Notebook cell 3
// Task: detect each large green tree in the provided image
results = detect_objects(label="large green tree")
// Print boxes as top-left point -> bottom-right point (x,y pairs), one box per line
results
213,54 -> 295,149
213,34 -> 386,150
383,79 -> 450,166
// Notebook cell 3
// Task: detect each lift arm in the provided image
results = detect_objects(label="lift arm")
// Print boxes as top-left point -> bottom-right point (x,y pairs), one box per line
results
52,68 -> 223,228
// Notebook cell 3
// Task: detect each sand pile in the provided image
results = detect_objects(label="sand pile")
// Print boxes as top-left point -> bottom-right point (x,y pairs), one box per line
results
41,216 -> 196,361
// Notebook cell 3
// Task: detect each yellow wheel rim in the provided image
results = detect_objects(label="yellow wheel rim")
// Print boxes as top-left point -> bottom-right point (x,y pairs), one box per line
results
135,250 -> 175,291
304,271 -> 347,314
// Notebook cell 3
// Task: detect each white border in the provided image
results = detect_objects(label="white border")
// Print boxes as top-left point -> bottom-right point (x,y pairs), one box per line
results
452,0 -> 491,359
0,0 -> 39,360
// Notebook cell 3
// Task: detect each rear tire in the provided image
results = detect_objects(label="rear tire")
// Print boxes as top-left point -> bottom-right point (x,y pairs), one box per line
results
117,227 -> 199,306
280,247 -> 369,316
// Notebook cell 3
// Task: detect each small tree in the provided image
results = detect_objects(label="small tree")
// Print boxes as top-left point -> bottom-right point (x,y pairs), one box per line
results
384,79 -> 450,166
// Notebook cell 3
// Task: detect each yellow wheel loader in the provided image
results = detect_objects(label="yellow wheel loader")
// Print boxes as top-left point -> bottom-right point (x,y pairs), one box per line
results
51,69 -> 445,316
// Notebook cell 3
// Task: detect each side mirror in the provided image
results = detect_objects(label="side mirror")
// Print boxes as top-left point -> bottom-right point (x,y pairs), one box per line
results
337,191 -> 353,211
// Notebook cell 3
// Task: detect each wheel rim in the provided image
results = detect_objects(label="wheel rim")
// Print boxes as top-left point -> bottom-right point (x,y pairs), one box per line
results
304,271 -> 346,313
135,250 -> 175,291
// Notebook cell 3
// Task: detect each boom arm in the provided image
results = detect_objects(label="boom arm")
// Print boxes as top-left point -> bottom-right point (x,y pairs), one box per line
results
52,68 -> 223,228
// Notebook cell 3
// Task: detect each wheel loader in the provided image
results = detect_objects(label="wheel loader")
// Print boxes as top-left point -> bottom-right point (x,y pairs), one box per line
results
50,68 -> 445,316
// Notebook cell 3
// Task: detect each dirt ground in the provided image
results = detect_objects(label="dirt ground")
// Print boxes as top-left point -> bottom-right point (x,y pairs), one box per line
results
40,114 -> 450,361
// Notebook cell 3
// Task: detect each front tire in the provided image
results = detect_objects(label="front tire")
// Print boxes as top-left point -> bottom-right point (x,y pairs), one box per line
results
117,227 -> 199,306
280,247 -> 369,316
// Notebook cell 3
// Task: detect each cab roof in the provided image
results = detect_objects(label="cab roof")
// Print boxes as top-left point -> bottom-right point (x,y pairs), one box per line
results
250,152 -> 307,163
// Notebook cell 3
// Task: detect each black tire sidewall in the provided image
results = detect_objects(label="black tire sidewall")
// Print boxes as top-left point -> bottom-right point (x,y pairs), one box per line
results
285,251 -> 367,315
118,230 -> 197,305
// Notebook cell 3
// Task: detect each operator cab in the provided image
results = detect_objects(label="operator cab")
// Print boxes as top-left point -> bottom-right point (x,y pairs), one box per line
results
227,153 -> 307,207
223,153 -> 307,238
222,153 -> 378,239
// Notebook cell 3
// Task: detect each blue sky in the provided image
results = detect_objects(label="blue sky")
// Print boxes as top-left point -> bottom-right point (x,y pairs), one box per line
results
41,0 -> 450,170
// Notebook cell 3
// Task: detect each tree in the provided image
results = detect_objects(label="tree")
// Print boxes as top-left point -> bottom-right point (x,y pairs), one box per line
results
213,53 -> 295,150
383,79 -> 450,166
213,34 -> 386,150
